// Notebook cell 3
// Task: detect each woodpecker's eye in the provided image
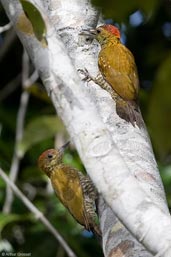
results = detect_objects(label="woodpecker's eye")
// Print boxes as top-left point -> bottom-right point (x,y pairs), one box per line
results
96,29 -> 101,34
47,153 -> 53,159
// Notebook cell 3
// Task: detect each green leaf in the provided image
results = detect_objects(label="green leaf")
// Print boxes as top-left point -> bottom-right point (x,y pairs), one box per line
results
25,83 -> 51,103
160,166 -> 171,186
137,0 -> 160,15
92,0 -> 136,22
17,116 -> 65,157
19,0 -> 47,43
92,0 -> 160,22
0,213 -> 31,231
148,53 -> 171,158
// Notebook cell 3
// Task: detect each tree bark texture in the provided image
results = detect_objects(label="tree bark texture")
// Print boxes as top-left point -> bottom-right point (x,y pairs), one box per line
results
1,0 -> 171,256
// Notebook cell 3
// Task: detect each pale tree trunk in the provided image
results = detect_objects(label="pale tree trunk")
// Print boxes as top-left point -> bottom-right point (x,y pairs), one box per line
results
1,0 -> 171,256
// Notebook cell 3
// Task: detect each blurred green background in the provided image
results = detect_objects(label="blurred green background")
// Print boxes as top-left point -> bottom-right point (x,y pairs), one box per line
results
0,0 -> 171,256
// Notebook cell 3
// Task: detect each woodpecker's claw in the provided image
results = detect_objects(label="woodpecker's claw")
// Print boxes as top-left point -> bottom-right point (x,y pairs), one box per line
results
78,68 -> 92,82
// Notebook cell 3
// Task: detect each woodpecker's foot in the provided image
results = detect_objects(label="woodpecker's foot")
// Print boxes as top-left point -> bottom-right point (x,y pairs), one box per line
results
78,68 -> 93,82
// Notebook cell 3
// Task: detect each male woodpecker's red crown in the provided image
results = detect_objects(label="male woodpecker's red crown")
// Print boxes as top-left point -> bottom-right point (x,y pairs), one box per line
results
102,25 -> 120,39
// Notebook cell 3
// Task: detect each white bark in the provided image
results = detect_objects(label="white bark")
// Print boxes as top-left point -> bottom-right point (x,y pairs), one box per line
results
1,0 -> 171,256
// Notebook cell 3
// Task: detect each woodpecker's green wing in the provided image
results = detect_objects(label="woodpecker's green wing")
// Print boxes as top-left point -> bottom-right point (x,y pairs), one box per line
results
98,43 -> 139,101
50,164 -> 91,229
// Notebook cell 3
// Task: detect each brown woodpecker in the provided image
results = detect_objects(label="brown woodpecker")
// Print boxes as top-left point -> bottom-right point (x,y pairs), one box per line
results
80,24 -> 143,127
38,142 -> 101,238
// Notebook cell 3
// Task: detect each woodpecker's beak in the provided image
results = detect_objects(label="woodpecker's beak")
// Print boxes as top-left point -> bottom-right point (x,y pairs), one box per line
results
79,29 -> 97,37
89,29 -> 97,35
59,141 -> 70,154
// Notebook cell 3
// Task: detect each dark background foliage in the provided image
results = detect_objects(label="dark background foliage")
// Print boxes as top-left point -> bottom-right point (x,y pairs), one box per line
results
0,0 -> 171,256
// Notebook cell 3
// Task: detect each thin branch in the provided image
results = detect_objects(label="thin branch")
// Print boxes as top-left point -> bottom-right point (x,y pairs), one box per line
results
2,51 -> 38,214
0,167 -> 77,257
0,29 -> 16,61
22,50 -> 30,87
3,51 -> 30,214
1,0 -> 171,255
0,22 -> 12,33
24,70 -> 39,88
0,73 -> 21,102
0,124 -> 2,137
2,90 -> 30,213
